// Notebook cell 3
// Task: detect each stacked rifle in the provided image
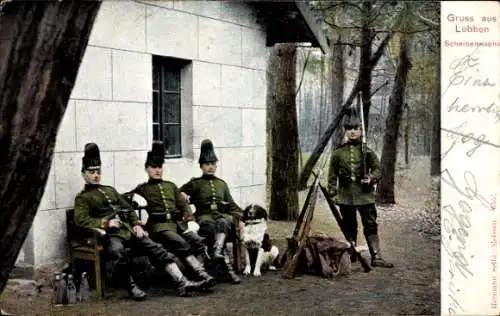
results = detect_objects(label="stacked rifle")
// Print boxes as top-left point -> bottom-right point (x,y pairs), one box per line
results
281,172 -> 321,279
281,170 -> 371,280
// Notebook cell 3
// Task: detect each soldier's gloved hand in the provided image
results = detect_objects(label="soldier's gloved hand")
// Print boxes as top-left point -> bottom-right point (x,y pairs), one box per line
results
184,221 -> 200,234
107,218 -> 121,228
133,225 -> 147,238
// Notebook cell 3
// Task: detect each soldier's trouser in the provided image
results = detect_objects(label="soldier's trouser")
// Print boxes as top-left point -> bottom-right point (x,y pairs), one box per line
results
105,235 -> 177,277
198,216 -> 233,246
338,203 -> 378,243
182,231 -> 208,257
152,230 -> 193,258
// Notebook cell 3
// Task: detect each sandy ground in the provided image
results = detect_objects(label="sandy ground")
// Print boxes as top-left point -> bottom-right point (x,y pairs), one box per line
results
1,156 -> 440,316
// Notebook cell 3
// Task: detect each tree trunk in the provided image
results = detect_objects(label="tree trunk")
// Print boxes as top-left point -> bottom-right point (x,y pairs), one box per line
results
331,36 -> 345,149
404,103 -> 410,168
298,33 -> 393,190
318,54 -> 325,141
360,0 -> 373,130
297,69 -> 303,169
328,36 -> 345,187
376,34 -> 412,204
430,50 -> 441,176
268,43 -> 299,221
266,64 -> 273,207
0,1 -> 101,295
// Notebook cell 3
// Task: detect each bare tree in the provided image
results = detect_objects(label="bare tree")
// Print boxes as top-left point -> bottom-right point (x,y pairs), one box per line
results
268,43 -> 299,221
328,36 -> 345,186
330,36 -> 345,148
403,103 -> 410,168
0,1 -> 101,295
376,32 -> 413,204
430,38 -> 440,176
359,0 -> 374,129
318,53 -> 326,140
410,1 -> 440,174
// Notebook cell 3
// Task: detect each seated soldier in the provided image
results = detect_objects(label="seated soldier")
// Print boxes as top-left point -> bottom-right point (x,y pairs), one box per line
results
125,141 -> 215,289
74,143 -> 206,299
180,139 -> 244,284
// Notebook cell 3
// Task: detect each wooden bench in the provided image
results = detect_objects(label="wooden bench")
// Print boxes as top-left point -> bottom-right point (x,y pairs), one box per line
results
66,208 -> 146,299
66,208 -> 106,298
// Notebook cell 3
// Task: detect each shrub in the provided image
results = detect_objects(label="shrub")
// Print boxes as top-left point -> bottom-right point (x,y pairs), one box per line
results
420,176 -> 440,237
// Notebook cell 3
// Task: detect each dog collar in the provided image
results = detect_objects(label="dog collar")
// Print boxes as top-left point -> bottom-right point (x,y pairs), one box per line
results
244,218 -> 265,225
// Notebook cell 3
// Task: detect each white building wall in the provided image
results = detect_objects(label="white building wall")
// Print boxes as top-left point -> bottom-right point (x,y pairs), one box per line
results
29,0 -> 268,267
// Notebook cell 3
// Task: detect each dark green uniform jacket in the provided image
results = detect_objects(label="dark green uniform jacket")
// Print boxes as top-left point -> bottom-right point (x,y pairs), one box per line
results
74,184 -> 140,240
328,140 -> 381,206
130,179 -> 193,233
180,175 -> 242,224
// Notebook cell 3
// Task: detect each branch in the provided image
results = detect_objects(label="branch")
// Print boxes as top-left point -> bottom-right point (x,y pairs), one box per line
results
316,1 -> 363,13
296,49 -> 312,97
324,19 -> 363,30
370,32 -> 393,67
370,80 -> 389,97
375,28 -> 434,35
336,41 -> 361,49
412,9 -> 439,28
367,2 -> 393,25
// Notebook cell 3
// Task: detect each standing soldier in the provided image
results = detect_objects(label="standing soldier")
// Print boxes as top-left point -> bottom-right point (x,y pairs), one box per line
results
180,139 -> 243,284
328,109 -> 394,268
125,141 -> 215,289
74,143 -> 206,299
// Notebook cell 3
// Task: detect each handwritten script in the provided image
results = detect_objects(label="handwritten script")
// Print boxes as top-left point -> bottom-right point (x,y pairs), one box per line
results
443,48 -> 496,96
441,167 -> 495,314
441,34 -> 499,314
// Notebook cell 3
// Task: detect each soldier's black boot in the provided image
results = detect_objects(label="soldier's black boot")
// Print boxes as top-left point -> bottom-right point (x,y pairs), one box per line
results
351,233 -> 359,263
164,263 -> 205,296
201,244 -> 211,262
125,275 -> 147,301
184,231 -> 211,263
213,233 -> 226,262
349,241 -> 358,263
194,240 -> 211,266
196,253 -> 207,267
366,235 -> 394,268
223,246 -> 240,284
184,255 -> 216,290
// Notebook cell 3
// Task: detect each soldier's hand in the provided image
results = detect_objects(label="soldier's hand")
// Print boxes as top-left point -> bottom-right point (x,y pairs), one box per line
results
133,225 -> 147,238
361,168 -> 373,185
237,220 -> 245,232
328,187 -> 337,197
185,221 -> 200,233
180,192 -> 190,202
108,218 -> 121,228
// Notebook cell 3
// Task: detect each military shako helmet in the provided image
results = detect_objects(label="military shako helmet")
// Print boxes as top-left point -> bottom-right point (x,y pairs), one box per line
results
145,141 -> 165,168
81,143 -> 102,172
198,139 -> 218,165
343,107 -> 362,130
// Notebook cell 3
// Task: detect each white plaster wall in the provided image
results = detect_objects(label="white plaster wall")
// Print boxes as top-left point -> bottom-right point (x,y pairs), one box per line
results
31,0 -> 268,267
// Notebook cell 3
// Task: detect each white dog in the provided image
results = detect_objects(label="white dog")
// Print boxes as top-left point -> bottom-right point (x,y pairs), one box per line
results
240,204 -> 279,277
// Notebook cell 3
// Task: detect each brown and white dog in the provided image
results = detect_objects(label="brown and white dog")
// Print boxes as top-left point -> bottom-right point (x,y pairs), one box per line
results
240,204 -> 279,277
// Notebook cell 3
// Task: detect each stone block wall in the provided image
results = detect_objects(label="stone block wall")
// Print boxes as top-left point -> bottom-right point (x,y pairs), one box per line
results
18,0 -> 268,269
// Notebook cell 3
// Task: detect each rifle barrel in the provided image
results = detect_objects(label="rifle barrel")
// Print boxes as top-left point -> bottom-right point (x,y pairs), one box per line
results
359,92 -> 367,175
